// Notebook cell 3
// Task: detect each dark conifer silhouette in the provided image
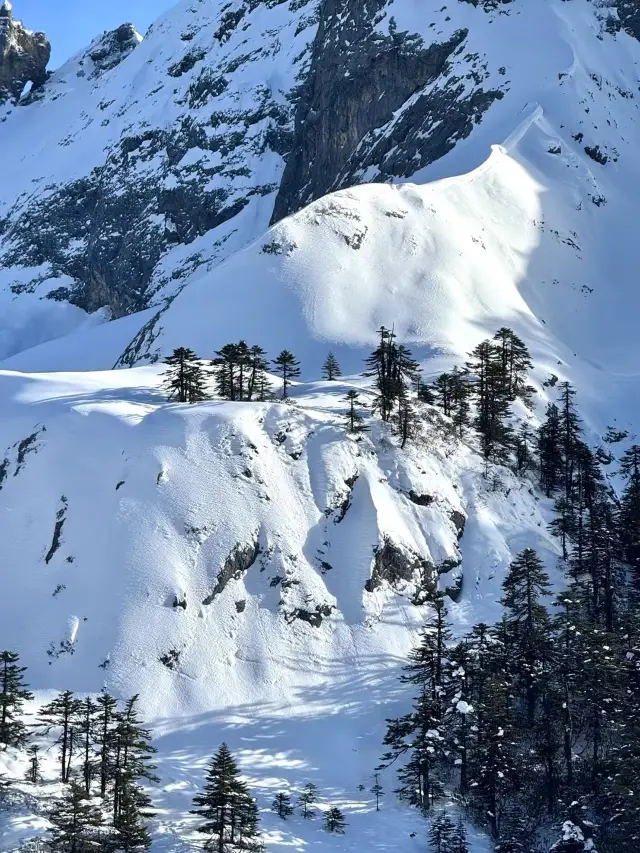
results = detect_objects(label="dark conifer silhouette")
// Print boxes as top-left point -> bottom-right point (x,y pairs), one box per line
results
324,806 -> 346,834
271,792 -> 294,820
344,390 -> 368,433
0,650 -> 33,747
272,351 -> 301,399
191,743 -> 263,852
322,352 -> 342,381
298,782 -> 318,819
38,690 -> 82,782
163,348 -> 209,403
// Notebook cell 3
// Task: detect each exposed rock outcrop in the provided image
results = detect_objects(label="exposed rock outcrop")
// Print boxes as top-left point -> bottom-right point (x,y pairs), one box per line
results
272,0 -> 503,221
0,2 -> 50,104
202,538 -> 261,605
86,23 -> 141,77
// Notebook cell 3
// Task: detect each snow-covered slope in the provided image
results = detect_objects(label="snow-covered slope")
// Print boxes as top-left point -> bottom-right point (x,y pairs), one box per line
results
1,0 -> 640,850
0,365 -> 554,851
2,0 -> 639,373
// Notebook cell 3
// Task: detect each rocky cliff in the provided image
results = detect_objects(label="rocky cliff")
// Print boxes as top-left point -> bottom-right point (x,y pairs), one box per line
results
0,1 -> 49,104
0,0 -> 639,366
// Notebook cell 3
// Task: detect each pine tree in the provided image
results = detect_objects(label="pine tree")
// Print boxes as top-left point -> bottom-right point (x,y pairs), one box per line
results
381,595 -> 452,811
163,347 -> 209,404
500,549 -> 553,722
619,445 -> 640,584
272,351 -> 301,399
322,352 -> 341,381
428,811 -> 456,852
395,390 -> 419,449
514,423 -> 535,476
452,817 -> 469,853
48,781 -> 105,853
538,403 -> 563,497
370,773 -> 384,811
0,650 -> 33,747
95,692 -> 119,798
247,346 -> 270,402
323,806 -> 346,834
112,779 -> 152,853
492,328 -> 534,405
78,697 -> 97,795
38,690 -> 82,782
298,782 -> 318,819
467,673 -> 517,839
365,328 -> 420,423
26,744 -> 41,784
111,697 -> 158,827
271,792 -> 294,820
467,339 -> 513,462
191,743 -> 263,853
344,390 -> 368,433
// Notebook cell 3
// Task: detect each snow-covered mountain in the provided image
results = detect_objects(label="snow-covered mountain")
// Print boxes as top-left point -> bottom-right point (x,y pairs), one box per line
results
1,0 -> 640,851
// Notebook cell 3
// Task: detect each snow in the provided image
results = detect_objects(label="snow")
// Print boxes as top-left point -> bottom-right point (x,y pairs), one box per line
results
0,364 -> 555,851
1,0 -> 639,850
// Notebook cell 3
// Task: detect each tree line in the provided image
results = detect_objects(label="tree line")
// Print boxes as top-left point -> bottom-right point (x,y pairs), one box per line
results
162,326 -> 535,461
0,656 -> 362,851
382,376 -> 640,853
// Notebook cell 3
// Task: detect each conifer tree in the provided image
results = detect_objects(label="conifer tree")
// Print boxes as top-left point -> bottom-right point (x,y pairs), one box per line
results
344,390 -> 368,433
298,782 -> 318,819
38,690 -> 82,782
500,549 -> 553,722
112,697 -> 158,827
538,403 -> 563,497
48,781 -> 105,853
467,340 -> 513,462
95,692 -> 119,798
492,328 -> 534,405
467,674 -> 516,839
212,344 -> 242,401
428,811 -> 456,852
26,744 -> 41,784
452,817 -> 469,853
0,650 -> 33,747
322,352 -> 341,381
163,347 -> 209,404
247,346 -> 269,402
619,445 -> 640,583
78,697 -> 97,795
380,595 -> 452,811
272,351 -> 301,399
514,423 -> 535,476
323,806 -> 346,834
371,772 -> 384,811
112,779 -> 152,853
271,792 -> 294,820
365,327 -> 420,423
395,390 -> 419,449
191,743 -> 263,853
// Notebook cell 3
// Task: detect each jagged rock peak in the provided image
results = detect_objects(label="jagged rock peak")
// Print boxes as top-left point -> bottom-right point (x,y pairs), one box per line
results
0,1 -> 50,104
85,22 -> 142,77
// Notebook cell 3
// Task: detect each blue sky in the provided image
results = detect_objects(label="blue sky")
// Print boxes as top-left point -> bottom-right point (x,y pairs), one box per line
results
14,0 -> 175,67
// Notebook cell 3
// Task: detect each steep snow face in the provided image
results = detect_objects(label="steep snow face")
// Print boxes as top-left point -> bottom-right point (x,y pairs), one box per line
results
0,365 -> 554,851
2,0 -> 639,367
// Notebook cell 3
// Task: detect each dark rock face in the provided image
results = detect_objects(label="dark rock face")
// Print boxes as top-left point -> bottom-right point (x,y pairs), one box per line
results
366,536 -> 436,593
272,0 -> 503,222
0,2 -> 50,104
611,0 -> 640,40
202,538 -> 261,605
0,0 -> 508,327
86,23 -> 140,77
